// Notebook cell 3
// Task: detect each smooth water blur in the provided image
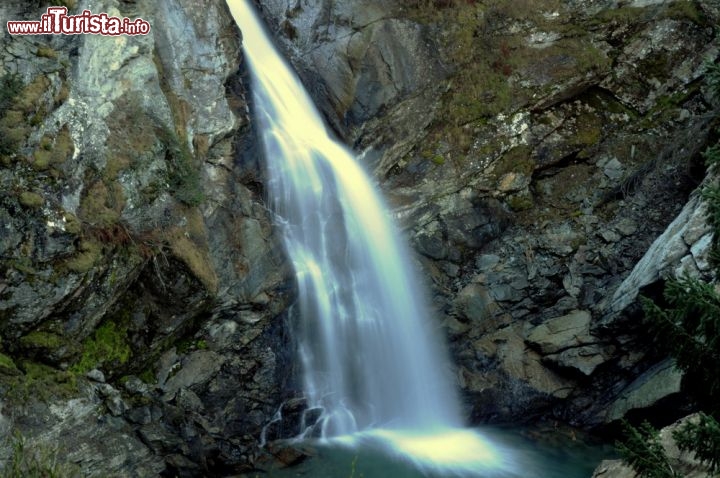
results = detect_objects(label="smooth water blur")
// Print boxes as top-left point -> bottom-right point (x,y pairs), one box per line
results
259,426 -> 612,478
227,0 -> 461,436
225,2 -> 608,477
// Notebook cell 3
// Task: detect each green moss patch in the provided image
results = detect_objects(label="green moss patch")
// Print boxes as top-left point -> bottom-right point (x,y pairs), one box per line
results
31,149 -> 51,170
19,331 -> 65,351
0,353 -> 20,376
493,145 -> 535,178
71,321 -> 132,375
4,361 -> 79,404
18,191 -> 44,209
64,239 -> 102,273
78,180 -> 124,227
36,46 -> 58,59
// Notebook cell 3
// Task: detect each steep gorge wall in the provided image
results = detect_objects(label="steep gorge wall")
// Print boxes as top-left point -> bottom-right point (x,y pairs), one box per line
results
0,0 -> 295,475
258,0 -> 720,431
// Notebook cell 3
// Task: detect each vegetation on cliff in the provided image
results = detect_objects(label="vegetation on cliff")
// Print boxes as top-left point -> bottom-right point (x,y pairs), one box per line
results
617,62 -> 720,478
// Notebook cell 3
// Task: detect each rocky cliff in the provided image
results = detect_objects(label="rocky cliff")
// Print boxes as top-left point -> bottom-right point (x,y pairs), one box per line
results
0,0 -> 718,476
1,0 -> 294,475
259,0 -> 719,432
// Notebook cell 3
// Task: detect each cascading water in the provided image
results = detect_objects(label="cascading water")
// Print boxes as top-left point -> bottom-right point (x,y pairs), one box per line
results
226,0 -> 506,474
228,0 -> 461,435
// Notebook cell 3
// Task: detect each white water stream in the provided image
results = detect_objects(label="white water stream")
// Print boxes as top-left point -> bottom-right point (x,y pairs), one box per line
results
226,1 -> 512,473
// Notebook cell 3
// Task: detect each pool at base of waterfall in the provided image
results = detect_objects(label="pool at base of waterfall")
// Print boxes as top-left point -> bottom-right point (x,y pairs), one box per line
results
250,426 -> 614,478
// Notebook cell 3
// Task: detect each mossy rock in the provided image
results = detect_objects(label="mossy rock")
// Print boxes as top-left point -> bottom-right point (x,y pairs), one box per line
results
78,180 -> 123,227
507,191 -> 534,211
16,75 -> 50,115
493,145 -> 535,178
65,239 -> 102,273
6,360 -> 80,404
8,257 -> 36,276
20,331 -> 65,351
51,126 -> 75,164
1,109 -> 24,126
167,230 -> 218,295
54,81 -> 70,106
0,353 -> 21,376
63,212 -> 82,235
0,107 -> 30,157
36,46 -> 58,59
593,6 -> 647,26
572,112 -> 603,148
664,0 -> 705,25
18,191 -> 44,209
71,321 -> 132,375
19,331 -> 81,364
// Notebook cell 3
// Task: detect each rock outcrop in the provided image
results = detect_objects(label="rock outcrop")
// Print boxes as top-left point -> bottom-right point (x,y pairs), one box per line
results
259,0 -> 720,431
1,0 -> 293,475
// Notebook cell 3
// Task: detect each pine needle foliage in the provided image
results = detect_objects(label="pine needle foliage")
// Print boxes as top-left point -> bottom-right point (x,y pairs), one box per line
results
673,412 -> 720,474
616,421 -> 678,478
629,279 -> 720,477
705,61 -> 720,101
640,278 -> 720,409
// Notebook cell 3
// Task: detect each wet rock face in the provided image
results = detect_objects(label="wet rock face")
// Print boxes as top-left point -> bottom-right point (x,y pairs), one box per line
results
255,0 -> 447,133
261,0 -> 720,430
1,0 -> 295,475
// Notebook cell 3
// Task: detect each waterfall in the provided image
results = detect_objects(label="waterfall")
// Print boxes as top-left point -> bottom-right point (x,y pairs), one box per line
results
215,3 -> 611,476
228,0 -> 461,436
224,0 -> 513,463
225,2 -> 512,474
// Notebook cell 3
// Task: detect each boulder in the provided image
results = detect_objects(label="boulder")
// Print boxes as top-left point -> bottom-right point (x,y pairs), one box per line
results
605,359 -> 683,423
526,310 -> 594,355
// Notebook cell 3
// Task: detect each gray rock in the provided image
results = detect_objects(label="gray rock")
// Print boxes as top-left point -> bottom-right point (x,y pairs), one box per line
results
105,394 -> 128,417
258,0 -> 445,128
123,376 -> 150,396
176,388 -> 205,413
125,407 -> 153,426
690,232 -> 713,272
0,390 -> 163,477
545,344 -> 608,376
454,283 -> 499,322
162,350 -> 224,398
615,218 -> 638,237
526,310 -> 594,355
602,158 -> 624,180
605,359 -> 683,423
600,230 -> 622,243
86,369 -> 106,383
473,324 -> 575,399
609,192 -> 704,314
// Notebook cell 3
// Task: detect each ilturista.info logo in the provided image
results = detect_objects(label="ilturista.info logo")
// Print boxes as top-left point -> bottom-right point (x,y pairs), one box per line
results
7,7 -> 150,36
